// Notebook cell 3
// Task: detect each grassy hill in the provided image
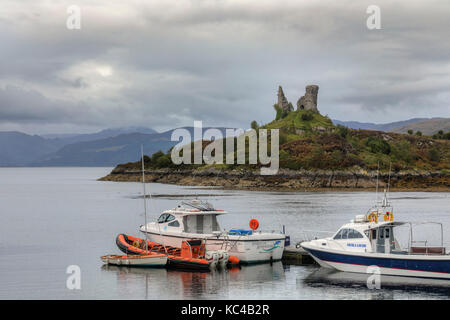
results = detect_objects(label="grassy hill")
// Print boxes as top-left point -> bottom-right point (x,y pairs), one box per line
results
107,109 -> 450,175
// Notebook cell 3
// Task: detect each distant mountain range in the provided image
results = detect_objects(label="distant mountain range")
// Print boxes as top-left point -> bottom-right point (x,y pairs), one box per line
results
0,127 -> 232,167
332,117 -> 450,135
0,118 -> 448,167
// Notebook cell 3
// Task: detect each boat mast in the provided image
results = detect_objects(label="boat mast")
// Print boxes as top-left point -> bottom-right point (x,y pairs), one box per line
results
141,145 -> 149,253
375,161 -> 380,206
387,161 -> 392,195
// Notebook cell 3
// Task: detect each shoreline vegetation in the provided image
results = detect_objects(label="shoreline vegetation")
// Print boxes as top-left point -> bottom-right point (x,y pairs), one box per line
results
98,167 -> 450,192
99,87 -> 450,192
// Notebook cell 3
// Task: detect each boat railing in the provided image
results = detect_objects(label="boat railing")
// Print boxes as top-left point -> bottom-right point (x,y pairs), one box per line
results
372,241 -> 448,255
406,221 -> 448,255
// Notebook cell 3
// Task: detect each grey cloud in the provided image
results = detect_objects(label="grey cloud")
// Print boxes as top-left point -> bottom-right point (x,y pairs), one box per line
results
0,0 -> 450,134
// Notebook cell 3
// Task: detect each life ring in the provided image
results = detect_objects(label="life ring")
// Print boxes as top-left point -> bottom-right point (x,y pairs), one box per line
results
249,219 -> 259,231
384,211 -> 393,222
367,212 -> 378,223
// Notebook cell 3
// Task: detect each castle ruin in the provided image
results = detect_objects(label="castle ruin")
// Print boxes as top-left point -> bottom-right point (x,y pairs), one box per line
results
276,84 -> 319,114
297,85 -> 319,112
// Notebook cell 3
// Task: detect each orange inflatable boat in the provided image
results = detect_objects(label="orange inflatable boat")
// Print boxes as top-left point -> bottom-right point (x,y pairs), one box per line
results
116,234 -> 211,271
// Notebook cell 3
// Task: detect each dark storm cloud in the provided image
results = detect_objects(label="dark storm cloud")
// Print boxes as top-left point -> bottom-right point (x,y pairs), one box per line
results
0,0 -> 449,134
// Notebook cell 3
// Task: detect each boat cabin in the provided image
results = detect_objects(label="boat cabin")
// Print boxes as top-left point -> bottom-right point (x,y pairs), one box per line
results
155,200 -> 226,235
329,215 -> 446,256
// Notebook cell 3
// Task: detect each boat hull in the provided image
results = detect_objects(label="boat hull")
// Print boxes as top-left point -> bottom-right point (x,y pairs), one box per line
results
302,244 -> 450,280
101,254 -> 167,267
143,231 -> 285,264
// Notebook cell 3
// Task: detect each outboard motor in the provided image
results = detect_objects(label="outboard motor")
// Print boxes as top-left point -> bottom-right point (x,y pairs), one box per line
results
217,250 -> 229,269
205,251 -> 219,269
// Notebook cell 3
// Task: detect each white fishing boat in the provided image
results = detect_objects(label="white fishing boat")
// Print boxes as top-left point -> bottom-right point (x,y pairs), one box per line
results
139,199 -> 286,264
301,190 -> 450,279
101,253 -> 167,267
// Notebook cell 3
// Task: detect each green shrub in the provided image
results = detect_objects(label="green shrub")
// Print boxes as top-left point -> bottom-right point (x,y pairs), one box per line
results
336,124 -> 349,138
273,104 -> 283,120
365,137 -> 391,155
390,140 -> 414,164
151,150 -> 165,162
300,111 -> 314,121
428,148 -> 440,162
156,154 -> 173,167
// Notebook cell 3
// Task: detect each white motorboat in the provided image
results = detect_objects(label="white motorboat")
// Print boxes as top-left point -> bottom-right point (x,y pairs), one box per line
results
140,199 -> 286,264
301,190 -> 450,279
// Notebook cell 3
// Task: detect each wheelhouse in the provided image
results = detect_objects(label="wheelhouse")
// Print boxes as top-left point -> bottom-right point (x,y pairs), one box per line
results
330,219 -> 446,256
155,200 -> 226,235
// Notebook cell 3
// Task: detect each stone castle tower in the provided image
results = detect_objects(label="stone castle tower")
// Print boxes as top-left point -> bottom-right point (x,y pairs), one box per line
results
297,85 -> 319,112
277,86 -> 293,114
276,84 -> 319,114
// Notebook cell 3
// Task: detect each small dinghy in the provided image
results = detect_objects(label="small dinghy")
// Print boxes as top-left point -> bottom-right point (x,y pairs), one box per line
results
116,234 -> 230,271
101,253 -> 167,267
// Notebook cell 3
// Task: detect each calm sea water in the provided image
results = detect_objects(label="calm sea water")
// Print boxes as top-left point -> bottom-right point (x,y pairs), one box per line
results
0,167 -> 449,300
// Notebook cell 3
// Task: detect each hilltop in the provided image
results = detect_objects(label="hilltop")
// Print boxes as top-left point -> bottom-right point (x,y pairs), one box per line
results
100,85 -> 450,191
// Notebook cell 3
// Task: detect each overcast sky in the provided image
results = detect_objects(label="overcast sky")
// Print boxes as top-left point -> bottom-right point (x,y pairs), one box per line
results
1,0 -> 450,134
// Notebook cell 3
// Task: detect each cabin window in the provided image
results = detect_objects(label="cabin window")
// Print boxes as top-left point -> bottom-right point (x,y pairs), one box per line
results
333,229 -> 347,240
158,214 -> 169,223
371,229 -> 377,240
341,229 -> 348,239
196,215 -> 204,233
183,216 -> 196,233
183,215 -> 220,233
212,216 -> 220,231
333,229 -> 342,239
385,228 -> 390,238
348,229 -> 364,239
380,228 -> 384,239
158,214 -> 175,223
168,220 -> 180,227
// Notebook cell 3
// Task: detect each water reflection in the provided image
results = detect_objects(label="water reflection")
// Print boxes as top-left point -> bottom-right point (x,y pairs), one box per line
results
303,267 -> 450,299
101,262 -> 285,299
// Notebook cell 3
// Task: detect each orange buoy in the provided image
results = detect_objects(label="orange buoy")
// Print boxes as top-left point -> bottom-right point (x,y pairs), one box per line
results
228,255 -> 240,265
249,219 -> 259,231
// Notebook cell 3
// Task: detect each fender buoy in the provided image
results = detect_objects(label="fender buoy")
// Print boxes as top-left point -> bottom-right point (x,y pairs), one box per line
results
384,211 -> 394,222
228,255 -> 240,265
249,219 -> 259,231
368,212 -> 378,223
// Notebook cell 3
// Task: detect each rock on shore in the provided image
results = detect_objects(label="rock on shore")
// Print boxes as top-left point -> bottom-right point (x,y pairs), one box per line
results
98,167 -> 450,191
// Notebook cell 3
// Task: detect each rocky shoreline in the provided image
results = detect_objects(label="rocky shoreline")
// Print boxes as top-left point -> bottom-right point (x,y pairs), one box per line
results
98,167 -> 450,192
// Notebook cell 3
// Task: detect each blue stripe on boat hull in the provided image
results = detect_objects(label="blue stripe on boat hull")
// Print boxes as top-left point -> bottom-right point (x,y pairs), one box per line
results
306,248 -> 450,275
